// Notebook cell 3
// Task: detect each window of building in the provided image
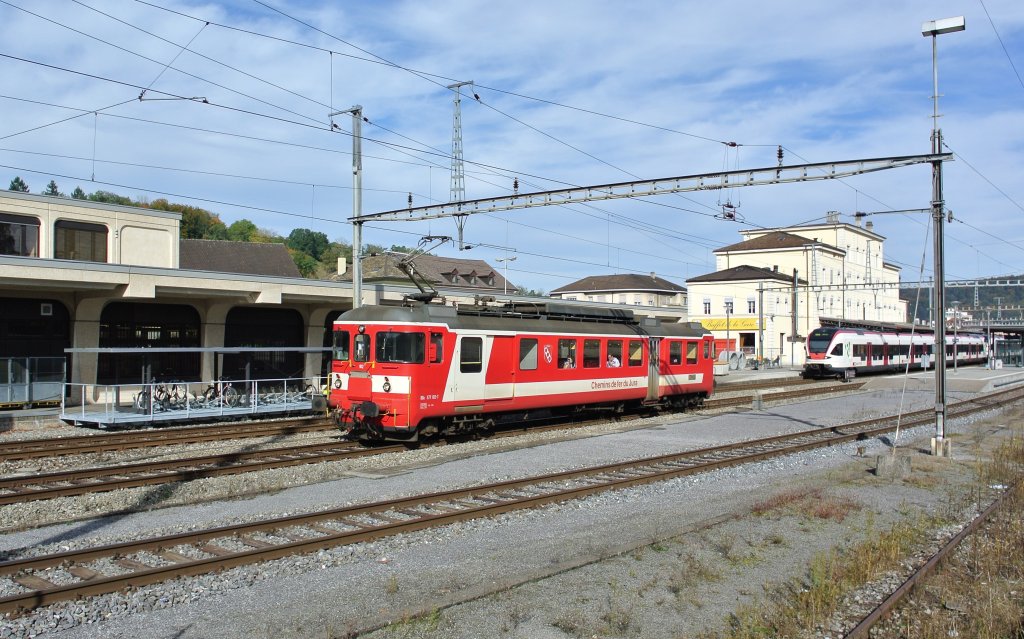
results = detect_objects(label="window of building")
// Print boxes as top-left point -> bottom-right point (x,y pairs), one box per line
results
628,340 -> 643,367
54,220 -> 107,262
724,298 -> 734,314
747,298 -> 755,313
460,337 -> 482,373
633,295 -> 641,306
582,339 -> 600,368
0,213 -> 40,257
519,338 -> 538,370
702,298 -> 711,314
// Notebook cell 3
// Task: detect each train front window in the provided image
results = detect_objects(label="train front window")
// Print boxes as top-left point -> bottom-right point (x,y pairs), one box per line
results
333,331 -> 350,361
353,334 -> 371,362
808,333 -> 833,352
376,332 -> 425,364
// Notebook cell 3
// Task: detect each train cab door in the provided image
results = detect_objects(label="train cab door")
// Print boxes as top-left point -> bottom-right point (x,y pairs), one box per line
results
485,336 -> 515,405
646,337 -> 661,402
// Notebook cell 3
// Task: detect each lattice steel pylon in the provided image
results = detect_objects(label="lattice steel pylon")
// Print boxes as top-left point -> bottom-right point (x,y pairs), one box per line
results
447,81 -> 473,249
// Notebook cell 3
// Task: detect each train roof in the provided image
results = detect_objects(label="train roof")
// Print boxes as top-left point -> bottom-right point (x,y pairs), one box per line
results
337,302 -> 709,339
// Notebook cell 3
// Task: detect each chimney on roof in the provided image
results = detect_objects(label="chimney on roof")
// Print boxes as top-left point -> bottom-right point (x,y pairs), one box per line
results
865,221 -> 874,232
855,215 -> 862,227
826,210 -> 840,224
650,272 -> 656,279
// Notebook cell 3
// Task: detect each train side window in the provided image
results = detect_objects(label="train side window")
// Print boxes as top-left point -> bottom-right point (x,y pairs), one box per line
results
628,340 -> 643,367
583,339 -> 600,368
669,342 -> 682,365
830,343 -> 843,356
353,334 -> 370,362
430,332 -> 444,364
558,339 -> 577,368
686,342 -> 698,365
333,331 -> 350,361
460,337 -> 483,373
519,338 -> 538,370
607,340 -> 623,367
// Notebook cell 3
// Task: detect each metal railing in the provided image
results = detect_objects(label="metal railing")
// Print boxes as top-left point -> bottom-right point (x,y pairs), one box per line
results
0,357 -> 65,407
61,376 -> 324,425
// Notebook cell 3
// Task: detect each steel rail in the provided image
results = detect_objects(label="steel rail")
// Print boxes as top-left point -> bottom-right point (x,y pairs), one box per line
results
0,417 -> 333,461
844,480 -> 1021,638
0,442 -> 404,505
0,383 -> 862,506
1,385 -> 1020,615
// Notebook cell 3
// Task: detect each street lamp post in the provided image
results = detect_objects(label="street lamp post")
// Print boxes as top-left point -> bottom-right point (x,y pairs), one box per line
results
495,256 -> 516,295
922,16 -> 965,456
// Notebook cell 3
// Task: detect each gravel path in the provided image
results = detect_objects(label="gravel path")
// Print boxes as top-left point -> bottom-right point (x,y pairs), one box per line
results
0,386 -> 1010,638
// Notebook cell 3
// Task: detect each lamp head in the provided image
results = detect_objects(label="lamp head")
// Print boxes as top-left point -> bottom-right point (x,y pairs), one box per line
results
922,16 -> 965,37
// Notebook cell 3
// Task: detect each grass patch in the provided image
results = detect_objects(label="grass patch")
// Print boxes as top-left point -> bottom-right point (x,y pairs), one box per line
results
752,486 -> 861,523
703,427 -> 1024,639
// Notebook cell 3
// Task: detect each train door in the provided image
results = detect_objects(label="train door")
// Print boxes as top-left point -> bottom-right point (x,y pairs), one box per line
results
486,336 -> 515,404
646,337 -> 661,402
449,334 -> 486,407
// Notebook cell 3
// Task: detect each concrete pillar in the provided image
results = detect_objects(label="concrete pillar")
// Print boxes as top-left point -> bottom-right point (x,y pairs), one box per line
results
305,306 -> 333,385
70,296 -> 107,405
201,301 -> 234,382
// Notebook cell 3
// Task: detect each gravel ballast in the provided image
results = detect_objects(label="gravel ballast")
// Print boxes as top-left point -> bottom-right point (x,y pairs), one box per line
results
0,386 -> 1015,638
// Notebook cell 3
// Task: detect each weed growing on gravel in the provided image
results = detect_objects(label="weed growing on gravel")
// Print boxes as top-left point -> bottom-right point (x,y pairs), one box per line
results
667,551 -> 720,596
384,574 -> 399,595
751,487 -> 861,522
703,427 -> 1024,639
708,513 -> 939,638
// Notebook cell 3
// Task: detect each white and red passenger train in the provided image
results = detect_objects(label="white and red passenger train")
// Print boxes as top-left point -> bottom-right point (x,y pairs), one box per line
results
328,301 -> 714,442
803,325 -> 988,380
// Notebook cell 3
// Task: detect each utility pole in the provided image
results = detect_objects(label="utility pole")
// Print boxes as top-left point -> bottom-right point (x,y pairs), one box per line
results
758,282 -> 764,365
331,106 -> 363,309
922,15 -> 965,457
448,81 -> 473,249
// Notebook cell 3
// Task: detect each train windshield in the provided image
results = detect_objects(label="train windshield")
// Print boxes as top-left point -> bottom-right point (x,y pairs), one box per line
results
333,331 -> 350,361
376,331 -> 425,364
807,330 -> 835,353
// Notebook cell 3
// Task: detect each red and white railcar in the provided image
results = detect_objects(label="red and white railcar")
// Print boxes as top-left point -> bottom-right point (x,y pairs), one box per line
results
804,325 -> 988,380
328,302 -> 714,442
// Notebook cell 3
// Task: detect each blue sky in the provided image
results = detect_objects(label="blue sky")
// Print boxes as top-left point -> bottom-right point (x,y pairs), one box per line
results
2,0 -> 1023,294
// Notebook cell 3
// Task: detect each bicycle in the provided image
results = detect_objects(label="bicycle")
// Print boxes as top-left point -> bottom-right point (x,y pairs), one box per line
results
203,380 -> 240,408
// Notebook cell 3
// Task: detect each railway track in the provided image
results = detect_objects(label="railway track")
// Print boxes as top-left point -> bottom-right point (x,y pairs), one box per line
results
844,479 -> 1021,638
1,384 -> 1020,616
0,417 -> 333,461
0,382 -> 865,507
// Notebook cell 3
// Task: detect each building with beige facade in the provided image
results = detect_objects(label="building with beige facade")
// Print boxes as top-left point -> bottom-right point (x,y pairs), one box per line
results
687,215 -> 907,366
549,273 -> 687,309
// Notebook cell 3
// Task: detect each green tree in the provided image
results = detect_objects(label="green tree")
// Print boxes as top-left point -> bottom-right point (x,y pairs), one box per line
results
150,199 -> 228,240
71,186 -> 87,200
42,180 -> 62,197
516,287 -> 545,297
286,228 -> 329,261
288,248 -> 319,278
253,227 -> 285,243
88,190 -> 134,205
227,219 -> 258,242
8,176 -> 28,192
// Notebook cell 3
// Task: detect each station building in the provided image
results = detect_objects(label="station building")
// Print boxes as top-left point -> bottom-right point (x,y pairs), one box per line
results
1,191 -> 689,405
686,214 -> 908,366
